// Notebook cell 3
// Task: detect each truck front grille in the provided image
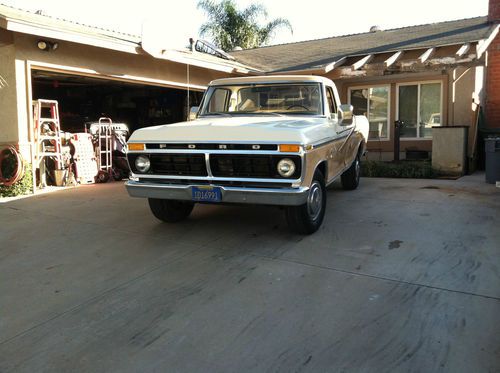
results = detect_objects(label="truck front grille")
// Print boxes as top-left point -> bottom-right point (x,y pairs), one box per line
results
128,153 -> 301,179
210,155 -> 301,179
149,154 -> 207,176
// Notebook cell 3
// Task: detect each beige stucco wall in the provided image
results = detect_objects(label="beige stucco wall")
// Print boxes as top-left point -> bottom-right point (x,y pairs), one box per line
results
12,32 -> 231,89
0,30 -> 235,160
448,67 -> 475,126
0,29 -> 20,145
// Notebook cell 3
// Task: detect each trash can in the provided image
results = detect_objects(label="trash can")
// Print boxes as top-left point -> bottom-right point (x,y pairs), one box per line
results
485,137 -> 500,184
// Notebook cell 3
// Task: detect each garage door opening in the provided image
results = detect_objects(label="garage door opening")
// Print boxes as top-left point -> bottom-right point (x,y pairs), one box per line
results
30,70 -> 204,188
32,70 -> 204,134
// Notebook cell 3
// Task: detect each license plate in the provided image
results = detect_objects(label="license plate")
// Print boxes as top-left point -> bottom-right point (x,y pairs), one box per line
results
191,186 -> 222,202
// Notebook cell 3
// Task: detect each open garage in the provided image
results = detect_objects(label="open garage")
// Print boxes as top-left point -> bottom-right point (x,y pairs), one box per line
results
29,70 -> 203,186
31,70 -> 203,134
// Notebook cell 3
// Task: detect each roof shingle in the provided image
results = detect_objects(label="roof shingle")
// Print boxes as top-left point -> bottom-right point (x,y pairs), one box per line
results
230,16 -> 495,72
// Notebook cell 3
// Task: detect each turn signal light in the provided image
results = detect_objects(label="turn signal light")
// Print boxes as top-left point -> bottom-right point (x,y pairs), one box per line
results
128,143 -> 145,151
279,144 -> 300,152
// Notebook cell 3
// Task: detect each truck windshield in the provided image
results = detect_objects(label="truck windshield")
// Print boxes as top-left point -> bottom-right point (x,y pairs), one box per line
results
199,83 -> 323,116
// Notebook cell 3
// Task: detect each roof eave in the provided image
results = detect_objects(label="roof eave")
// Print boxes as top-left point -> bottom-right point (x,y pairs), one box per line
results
0,15 -> 142,55
142,48 -> 262,75
0,14 -> 262,75
263,38 -> 490,74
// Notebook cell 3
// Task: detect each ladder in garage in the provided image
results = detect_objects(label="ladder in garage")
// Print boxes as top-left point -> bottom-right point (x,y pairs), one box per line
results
33,99 -> 63,187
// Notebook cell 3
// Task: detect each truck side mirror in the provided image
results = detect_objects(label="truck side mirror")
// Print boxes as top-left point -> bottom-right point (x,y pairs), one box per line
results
188,106 -> 199,121
338,104 -> 353,126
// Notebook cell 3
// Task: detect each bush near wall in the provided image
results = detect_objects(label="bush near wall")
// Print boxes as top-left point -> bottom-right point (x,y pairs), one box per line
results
0,164 -> 33,198
361,160 -> 437,179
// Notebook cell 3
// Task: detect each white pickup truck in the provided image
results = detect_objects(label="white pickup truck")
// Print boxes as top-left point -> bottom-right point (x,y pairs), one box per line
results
126,75 -> 368,234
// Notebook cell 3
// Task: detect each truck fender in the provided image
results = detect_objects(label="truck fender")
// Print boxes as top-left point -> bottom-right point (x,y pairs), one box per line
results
353,115 -> 369,143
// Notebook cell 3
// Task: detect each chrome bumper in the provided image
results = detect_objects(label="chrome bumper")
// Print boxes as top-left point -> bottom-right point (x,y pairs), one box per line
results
125,180 -> 309,206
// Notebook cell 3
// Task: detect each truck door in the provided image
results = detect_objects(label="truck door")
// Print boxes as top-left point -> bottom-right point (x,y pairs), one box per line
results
325,86 -> 344,182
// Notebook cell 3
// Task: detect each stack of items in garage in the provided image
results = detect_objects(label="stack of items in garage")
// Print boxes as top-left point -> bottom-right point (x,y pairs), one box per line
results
33,99 -> 130,187
69,133 -> 98,184
88,119 -> 130,182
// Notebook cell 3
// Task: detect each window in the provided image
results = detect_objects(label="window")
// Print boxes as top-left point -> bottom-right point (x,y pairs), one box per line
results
207,88 -> 231,113
398,82 -> 442,138
326,87 -> 336,114
349,86 -> 389,139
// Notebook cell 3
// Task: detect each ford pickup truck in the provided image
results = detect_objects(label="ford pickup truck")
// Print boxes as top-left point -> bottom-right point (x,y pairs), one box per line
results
125,75 -> 368,234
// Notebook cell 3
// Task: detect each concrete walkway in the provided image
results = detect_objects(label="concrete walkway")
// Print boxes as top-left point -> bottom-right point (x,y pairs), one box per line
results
0,175 -> 499,372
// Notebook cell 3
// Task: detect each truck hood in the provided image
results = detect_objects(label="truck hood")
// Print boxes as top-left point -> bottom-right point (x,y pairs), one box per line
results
128,116 -> 332,144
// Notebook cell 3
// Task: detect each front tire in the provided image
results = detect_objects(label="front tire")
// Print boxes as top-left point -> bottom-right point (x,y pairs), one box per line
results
148,198 -> 194,223
341,153 -> 360,190
286,169 -> 326,234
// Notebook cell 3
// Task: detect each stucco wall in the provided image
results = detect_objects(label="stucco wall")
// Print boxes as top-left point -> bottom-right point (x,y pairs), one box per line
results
12,33 -> 231,90
0,29 -> 20,145
448,67 -> 475,127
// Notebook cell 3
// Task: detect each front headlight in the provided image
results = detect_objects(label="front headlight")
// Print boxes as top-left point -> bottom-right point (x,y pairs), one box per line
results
277,158 -> 296,177
135,155 -> 151,173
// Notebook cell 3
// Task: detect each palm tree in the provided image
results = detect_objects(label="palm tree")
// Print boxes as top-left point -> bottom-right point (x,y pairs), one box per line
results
197,0 -> 292,51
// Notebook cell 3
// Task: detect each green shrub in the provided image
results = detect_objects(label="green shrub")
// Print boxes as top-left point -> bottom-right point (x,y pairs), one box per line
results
0,163 -> 33,198
361,160 -> 436,179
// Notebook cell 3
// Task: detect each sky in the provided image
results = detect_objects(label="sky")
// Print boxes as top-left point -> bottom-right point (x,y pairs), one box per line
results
1,0 -> 489,49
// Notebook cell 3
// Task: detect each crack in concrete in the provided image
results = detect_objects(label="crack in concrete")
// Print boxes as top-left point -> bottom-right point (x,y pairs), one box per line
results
252,254 -> 500,302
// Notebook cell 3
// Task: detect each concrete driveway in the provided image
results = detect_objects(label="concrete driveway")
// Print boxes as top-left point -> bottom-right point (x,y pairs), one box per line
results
0,175 -> 499,372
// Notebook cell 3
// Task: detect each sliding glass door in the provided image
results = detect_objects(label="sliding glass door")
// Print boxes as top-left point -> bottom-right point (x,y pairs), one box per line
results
398,82 -> 442,138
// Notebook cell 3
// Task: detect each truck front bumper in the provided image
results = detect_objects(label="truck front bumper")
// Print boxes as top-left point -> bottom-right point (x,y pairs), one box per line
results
125,180 -> 309,206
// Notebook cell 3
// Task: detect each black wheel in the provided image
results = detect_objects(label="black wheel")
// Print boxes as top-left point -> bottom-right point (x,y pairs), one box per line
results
148,198 -> 194,223
341,153 -> 360,190
96,170 -> 110,183
112,168 -> 123,181
285,169 -> 326,234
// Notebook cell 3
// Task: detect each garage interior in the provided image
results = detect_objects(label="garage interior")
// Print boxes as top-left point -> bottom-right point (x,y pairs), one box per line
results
31,70 -> 204,134
30,70 -> 204,187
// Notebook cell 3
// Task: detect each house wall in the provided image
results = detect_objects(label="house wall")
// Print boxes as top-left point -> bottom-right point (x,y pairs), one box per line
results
0,30 -> 233,160
0,29 -> 22,146
329,67 -> 480,159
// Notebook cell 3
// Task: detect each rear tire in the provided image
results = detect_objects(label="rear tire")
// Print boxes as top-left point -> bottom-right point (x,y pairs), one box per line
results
286,169 -> 326,234
148,198 -> 194,223
341,153 -> 360,190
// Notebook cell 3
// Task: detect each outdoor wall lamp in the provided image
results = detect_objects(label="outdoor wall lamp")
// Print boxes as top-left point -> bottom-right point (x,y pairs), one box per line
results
37,40 -> 58,52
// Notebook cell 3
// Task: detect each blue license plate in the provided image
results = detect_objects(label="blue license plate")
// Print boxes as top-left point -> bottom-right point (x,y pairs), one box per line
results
191,186 -> 222,202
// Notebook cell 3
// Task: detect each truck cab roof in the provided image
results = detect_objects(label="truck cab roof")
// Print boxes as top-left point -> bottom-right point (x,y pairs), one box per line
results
209,75 -> 335,86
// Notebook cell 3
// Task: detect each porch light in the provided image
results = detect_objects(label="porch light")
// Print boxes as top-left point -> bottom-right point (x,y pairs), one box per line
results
37,40 -> 58,52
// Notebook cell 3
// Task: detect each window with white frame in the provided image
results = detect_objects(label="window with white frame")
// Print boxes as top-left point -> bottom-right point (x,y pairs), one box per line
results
397,82 -> 442,138
349,86 -> 390,139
